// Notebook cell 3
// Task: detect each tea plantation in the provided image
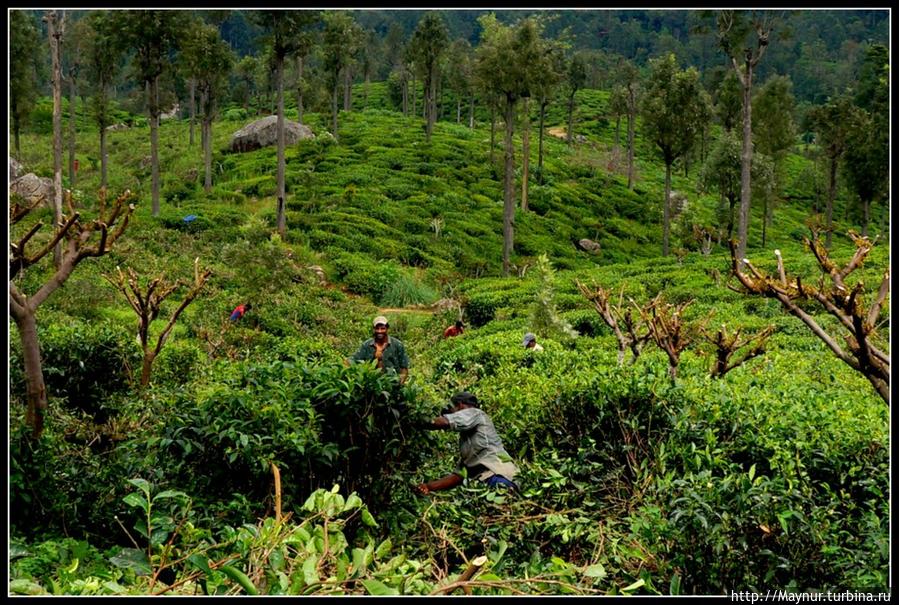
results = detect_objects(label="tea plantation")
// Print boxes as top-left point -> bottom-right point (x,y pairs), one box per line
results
9,85 -> 889,595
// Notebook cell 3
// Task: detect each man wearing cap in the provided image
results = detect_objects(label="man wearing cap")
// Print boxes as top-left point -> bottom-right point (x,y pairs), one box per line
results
522,332 -> 544,351
348,315 -> 410,384
415,391 -> 520,494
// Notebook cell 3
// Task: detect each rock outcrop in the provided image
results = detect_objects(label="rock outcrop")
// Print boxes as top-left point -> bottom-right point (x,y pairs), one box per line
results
229,115 -> 315,153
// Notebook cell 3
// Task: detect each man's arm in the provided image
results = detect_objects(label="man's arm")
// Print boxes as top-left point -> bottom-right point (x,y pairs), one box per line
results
415,473 -> 463,495
399,367 -> 408,384
421,416 -> 450,430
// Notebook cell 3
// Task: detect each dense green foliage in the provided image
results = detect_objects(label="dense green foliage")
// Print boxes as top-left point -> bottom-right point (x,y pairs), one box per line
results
7,11 -> 890,593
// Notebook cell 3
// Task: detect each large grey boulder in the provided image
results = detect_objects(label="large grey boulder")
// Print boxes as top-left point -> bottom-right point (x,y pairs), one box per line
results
10,156 -> 24,180
229,115 -> 315,153
578,238 -> 601,254
10,173 -> 55,208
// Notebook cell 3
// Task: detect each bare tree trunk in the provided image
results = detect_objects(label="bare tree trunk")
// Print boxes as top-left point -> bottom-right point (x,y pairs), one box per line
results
149,76 -> 161,216
332,76 -> 340,143
204,119 -> 212,192
521,97 -> 530,212
11,307 -> 47,440
663,163 -> 672,257
626,106 -> 636,190
489,104 -> 496,164
189,78 -> 196,146
825,157 -> 837,249
99,125 -> 108,189
411,72 -> 417,118
736,60 -> 754,269
538,99 -> 547,185
343,69 -> 352,111
861,198 -> 870,237
276,57 -> 287,237
468,93 -> 475,128
502,97 -> 516,276
456,98 -> 461,123
49,10 -> 64,267
68,73 -> 77,189
566,93 -> 575,144
401,73 -> 408,115
296,55 -> 305,124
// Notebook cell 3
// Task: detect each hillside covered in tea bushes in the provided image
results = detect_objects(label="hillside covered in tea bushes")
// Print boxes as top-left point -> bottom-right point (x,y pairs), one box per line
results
8,82 -> 890,595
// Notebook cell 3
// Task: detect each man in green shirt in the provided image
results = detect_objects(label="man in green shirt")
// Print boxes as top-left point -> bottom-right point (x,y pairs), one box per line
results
415,391 -> 520,494
348,315 -> 410,384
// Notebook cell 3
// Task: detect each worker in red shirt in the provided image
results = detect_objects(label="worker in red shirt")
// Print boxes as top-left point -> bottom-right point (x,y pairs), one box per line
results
443,320 -> 465,339
230,302 -> 252,322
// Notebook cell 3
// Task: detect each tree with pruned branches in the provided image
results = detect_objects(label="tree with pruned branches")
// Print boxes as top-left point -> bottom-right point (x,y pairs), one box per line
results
729,233 -> 889,404
10,189 -> 136,439
104,259 -> 212,388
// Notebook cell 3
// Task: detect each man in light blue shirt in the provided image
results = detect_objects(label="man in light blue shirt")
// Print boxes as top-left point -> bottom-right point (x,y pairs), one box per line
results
415,391 -> 520,494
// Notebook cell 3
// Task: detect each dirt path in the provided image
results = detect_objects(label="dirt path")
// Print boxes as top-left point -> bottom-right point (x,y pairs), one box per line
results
547,126 -> 568,139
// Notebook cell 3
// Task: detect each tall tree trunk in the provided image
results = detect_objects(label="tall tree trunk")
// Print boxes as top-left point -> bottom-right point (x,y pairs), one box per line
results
11,308 -> 47,440
825,156 -> 837,249
468,93 -> 475,128
626,109 -> 636,190
343,69 -> 352,111
538,99 -> 547,185
566,93 -> 575,144
332,75 -> 340,143
49,10 -> 64,268
736,61 -> 754,268
276,57 -> 287,237
502,97 -> 516,277
14,112 -> 21,157
204,118 -> 213,192
296,55 -> 305,124
411,72 -> 417,117
456,98 -> 462,123
189,78 -> 196,146
614,115 -> 621,149
68,74 -> 77,189
663,162 -> 672,257
99,124 -> 108,189
149,76 -> 161,216
424,70 -> 433,141
489,104 -> 496,165
861,198 -> 870,237
364,73 -> 370,110
521,97 -> 530,212
401,74 -> 408,115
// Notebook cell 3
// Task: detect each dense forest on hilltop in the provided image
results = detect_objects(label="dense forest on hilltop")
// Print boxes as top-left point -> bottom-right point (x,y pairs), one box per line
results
8,8 -> 890,596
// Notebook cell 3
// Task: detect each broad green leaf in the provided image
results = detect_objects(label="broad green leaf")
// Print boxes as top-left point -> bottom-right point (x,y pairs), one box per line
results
622,578 -> 645,593
102,581 -> 127,594
187,554 -> 212,575
123,493 -> 148,512
127,478 -> 151,493
669,573 -> 682,595
360,509 -> 378,528
375,537 -> 392,559
361,579 -> 398,596
153,489 -> 188,501
351,547 -> 367,577
109,548 -> 152,575
584,563 -> 606,579
344,493 -> 363,511
303,555 -> 320,586
748,464 -> 756,481
9,579 -> 47,595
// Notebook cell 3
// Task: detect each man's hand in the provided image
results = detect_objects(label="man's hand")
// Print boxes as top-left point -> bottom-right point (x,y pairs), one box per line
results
414,483 -> 430,495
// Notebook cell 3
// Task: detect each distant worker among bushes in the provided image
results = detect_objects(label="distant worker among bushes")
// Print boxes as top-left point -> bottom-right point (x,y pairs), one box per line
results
415,391 -> 520,495
348,315 -> 410,384
230,302 -> 252,322
523,332 -> 543,351
443,320 -> 465,339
